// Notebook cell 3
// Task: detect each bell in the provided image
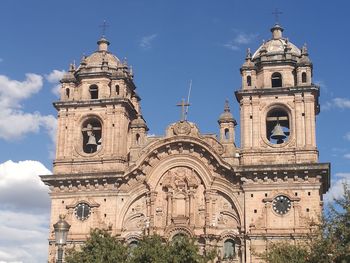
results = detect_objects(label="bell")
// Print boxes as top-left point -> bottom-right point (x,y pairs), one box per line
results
270,123 -> 286,144
86,134 -> 97,153
87,134 -> 97,146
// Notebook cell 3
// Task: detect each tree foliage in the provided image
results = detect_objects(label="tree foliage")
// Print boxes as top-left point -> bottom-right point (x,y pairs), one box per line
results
65,230 -> 216,263
260,183 -> 350,263
65,229 -> 128,263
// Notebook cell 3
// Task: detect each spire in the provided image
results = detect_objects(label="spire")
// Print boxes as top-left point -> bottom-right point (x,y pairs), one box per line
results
246,48 -> 252,61
218,99 -> 236,124
224,99 -> 230,112
301,43 -> 308,56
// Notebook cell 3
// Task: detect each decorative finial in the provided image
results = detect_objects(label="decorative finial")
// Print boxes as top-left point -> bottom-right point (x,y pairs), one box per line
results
272,8 -> 283,25
224,99 -> 230,112
99,20 -> 109,38
301,43 -> 308,55
59,214 -> 66,220
69,63 -> 75,72
246,48 -> 252,60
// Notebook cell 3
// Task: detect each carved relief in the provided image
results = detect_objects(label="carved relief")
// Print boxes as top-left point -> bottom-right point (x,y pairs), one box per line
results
123,195 -> 147,231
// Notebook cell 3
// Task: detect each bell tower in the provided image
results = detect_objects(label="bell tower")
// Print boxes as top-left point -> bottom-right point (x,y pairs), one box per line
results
54,37 -> 147,174
236,24 -> 318,166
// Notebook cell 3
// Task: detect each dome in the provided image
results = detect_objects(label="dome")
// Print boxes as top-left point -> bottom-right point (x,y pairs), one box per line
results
75,37 -> 134,78
218,100 -> 236,124
130,115 -> 148,130
252,24 -> 301,61
61,64 -> 76,83
78,37 -> 121,70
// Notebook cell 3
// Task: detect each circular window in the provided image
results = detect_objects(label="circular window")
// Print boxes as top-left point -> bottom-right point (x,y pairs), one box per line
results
272,195 -> 291,215
266,108 -> 290,144
74,203 -> 91,221
81,118 -> 102,153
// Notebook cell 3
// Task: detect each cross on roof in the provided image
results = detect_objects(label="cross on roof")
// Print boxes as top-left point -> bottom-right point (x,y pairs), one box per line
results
272,8 -> 283,24
99,20 -> 109,37
176,99 -> 190,121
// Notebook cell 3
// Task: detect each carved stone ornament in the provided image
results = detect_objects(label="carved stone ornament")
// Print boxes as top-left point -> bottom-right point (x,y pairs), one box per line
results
173,121 -> 191,135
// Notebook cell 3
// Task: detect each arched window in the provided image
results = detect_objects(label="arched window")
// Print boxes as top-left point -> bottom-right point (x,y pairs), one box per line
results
89,85 -> 98,99
116,85 -> 120,96
224,128 -> 230,140
266,108 -> 290,144
136,133 -> 141,145
223,239 -> 235,259
247,76 -> 252,86
65,88 -> 70,98
172,233 -> 188,242
271,72 -> 282,87
129,240 -> 139,249
302,72 -> 307,83
81,118 -> 102,153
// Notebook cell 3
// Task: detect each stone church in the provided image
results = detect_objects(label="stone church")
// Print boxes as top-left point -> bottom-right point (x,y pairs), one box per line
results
41,24 -> 330,262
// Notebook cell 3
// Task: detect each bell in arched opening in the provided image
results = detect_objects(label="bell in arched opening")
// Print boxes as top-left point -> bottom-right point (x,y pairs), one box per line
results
270,122 -> 287,144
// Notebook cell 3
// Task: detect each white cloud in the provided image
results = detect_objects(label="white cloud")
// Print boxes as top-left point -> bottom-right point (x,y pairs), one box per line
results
324,97 -> 350,110
0,73 -> 43,109
345,132 -> 350,141
46,69 -> 65,97
0,73 -> 57,142
234,33 -> 258,45
0,58 -> 3,63
344,153 -> 350,159
224,32 -> 257,51
324,173 -> 350,203
139,34 -> 158,49
223,43 -> 239,51
0,160 -> 51,263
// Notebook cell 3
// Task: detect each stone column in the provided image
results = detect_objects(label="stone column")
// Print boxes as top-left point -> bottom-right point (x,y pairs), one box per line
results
166,192 -> 173,225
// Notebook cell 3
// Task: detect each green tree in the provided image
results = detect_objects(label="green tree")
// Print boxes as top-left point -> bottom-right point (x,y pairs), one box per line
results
128,235 -> 168,263
65,229 -> 128,263
259,242 -> 309,263
167,235 -> 216,263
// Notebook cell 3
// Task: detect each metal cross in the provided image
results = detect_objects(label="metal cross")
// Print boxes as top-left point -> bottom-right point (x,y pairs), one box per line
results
99,20 -> 109,37
272,8 -> 283,24
176,99 -> 190,121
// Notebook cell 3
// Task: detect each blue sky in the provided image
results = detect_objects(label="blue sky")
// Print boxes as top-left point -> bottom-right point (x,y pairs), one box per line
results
0,0 -> 349,262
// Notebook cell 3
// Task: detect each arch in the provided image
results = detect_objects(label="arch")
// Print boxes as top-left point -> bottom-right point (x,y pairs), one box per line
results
145,155 -> 213,191
247,75 -> 252,87
302,72 -> 307,83
165,226 -> 194,239
260,103 -> 294,148
136,133 -> 141,145
224,128 -> 230,140
136,137 -> 228,168
89,84 -> 98,99
223,239 -> 235,259
116,85 -> 120,95
271,72 -> 282,87
117,185 -> 148,230
81,117 -> 102,153
65,88 -> 70,98
123,232 -> 143,244
266,107 -> 290,144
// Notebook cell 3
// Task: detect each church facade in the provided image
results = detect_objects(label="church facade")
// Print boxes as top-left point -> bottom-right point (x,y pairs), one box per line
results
41,24 -> 330,262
